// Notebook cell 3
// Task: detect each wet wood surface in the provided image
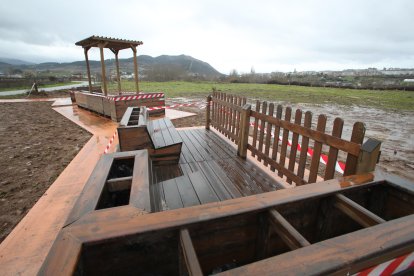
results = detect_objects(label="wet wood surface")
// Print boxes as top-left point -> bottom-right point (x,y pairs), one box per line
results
151,128 -> 285,211
39,172 -> 385,275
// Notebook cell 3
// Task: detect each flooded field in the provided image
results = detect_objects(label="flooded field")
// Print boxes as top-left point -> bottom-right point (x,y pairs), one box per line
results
286,103 -> 414,180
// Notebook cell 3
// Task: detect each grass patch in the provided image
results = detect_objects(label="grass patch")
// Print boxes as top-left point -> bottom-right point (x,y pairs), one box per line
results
107,81 -> 414,111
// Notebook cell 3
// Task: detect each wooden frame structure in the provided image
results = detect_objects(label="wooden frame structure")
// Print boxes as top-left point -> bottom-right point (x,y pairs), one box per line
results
206,92 -> 382,185
39,170 -> 414,275
74,91 -> 165,121
15,91 -> 412,274
75,35 -> 143,95
117,107 -> 183,164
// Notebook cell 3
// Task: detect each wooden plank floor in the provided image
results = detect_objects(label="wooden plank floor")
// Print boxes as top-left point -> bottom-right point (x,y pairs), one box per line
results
151,128 -> 284,211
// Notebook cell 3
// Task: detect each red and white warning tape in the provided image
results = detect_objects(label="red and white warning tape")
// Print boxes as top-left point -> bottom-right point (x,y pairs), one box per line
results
103,130 -> 117,154
147,102 -> 206,111
108,93 -> 165,102
355,251 -> 414,276
249,122 -> 346,174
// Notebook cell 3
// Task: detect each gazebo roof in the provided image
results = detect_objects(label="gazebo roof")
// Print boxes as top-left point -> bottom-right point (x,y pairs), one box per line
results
75,35 -> 143,50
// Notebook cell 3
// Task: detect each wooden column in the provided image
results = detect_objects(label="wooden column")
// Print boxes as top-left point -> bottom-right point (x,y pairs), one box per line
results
83,47 -> 92,93
99,44 -> 108,96
237,104 -> 252,158
131,45 -> 139,93
356,138 -> 382,174
114,50 -> 122,95
205,95 -> 212,130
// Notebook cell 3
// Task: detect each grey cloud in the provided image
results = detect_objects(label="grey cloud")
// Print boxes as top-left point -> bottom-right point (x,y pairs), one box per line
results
0,0 -> 413,72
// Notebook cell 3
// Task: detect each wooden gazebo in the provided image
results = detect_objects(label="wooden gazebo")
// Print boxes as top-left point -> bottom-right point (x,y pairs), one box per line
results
75,35 -> 143,95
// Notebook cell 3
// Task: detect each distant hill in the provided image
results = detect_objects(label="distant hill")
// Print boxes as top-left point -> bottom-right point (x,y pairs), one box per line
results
0,57 -> 34,66
0,55 -> 223,80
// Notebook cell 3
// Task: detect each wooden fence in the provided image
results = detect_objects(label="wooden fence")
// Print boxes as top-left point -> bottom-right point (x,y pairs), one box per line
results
206,93 -> 381,185
207,92 -> 246,143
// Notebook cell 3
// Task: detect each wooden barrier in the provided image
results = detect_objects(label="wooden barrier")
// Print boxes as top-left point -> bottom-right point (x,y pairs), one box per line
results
206,93 -> 382,185
39,173 -> 414,275
208,92 -> 246,143
117,106 -> 183,164
74,91 -> 165,121
117,107 -> 152,151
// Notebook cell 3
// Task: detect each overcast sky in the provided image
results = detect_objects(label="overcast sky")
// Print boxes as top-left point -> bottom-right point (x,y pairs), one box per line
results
0,0 -> 413,73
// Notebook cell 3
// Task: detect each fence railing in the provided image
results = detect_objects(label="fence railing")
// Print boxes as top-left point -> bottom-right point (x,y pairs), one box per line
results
206,93 -> 381,185
207,92 -> 246,143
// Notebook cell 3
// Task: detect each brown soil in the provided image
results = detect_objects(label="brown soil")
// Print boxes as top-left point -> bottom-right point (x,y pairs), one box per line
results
0,102 -> 91,242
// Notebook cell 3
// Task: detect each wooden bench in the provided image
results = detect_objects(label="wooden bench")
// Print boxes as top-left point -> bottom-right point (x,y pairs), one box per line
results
118,106 -> 182,165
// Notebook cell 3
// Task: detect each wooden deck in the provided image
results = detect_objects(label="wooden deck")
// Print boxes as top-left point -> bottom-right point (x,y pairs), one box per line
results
151,128 -> 284,212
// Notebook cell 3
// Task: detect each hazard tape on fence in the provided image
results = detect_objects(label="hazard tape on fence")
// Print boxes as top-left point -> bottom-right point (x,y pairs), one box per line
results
147,102 -> 206,111
250,122 -> 346,174
108,93 -> 165,102
103,130 -> 117,154
354,251 -> 414,276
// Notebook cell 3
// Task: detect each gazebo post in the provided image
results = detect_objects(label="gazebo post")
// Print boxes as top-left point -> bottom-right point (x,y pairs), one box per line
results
131,45 -> 139,93
76,36 -> 143,96
114,50 -> 122,95
99,44 -> 108,96
84,47 -> 92,93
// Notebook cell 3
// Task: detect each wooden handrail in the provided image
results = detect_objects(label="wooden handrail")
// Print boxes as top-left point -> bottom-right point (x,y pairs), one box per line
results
250,110 -> 361,156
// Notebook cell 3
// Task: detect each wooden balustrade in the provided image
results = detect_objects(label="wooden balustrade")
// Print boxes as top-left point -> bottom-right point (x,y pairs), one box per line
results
206,93 -> 382,185
207,92 -> 246,143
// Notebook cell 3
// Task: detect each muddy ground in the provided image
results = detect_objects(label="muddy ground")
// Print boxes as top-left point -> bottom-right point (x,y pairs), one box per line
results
0,101 -> 91,242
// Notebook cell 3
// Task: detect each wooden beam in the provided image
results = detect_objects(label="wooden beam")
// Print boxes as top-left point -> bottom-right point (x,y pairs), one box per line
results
356,138 -> 382,174
218,215 -> 414,276
344,122 -> 366,176
106,176 -> 132,192
237,104 -> 252,158
268,209 -> 311,250
131,45 -> 139,93
205,95 -> 212,130
180,228 -> 203,276
114,50 -> 122,95
83,47 -> 92,93
334,193 -> 386,227
99,44 -> 108,96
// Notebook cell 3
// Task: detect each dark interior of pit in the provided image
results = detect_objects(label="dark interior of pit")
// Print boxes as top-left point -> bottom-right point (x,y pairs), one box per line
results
96,158 -> 135,209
